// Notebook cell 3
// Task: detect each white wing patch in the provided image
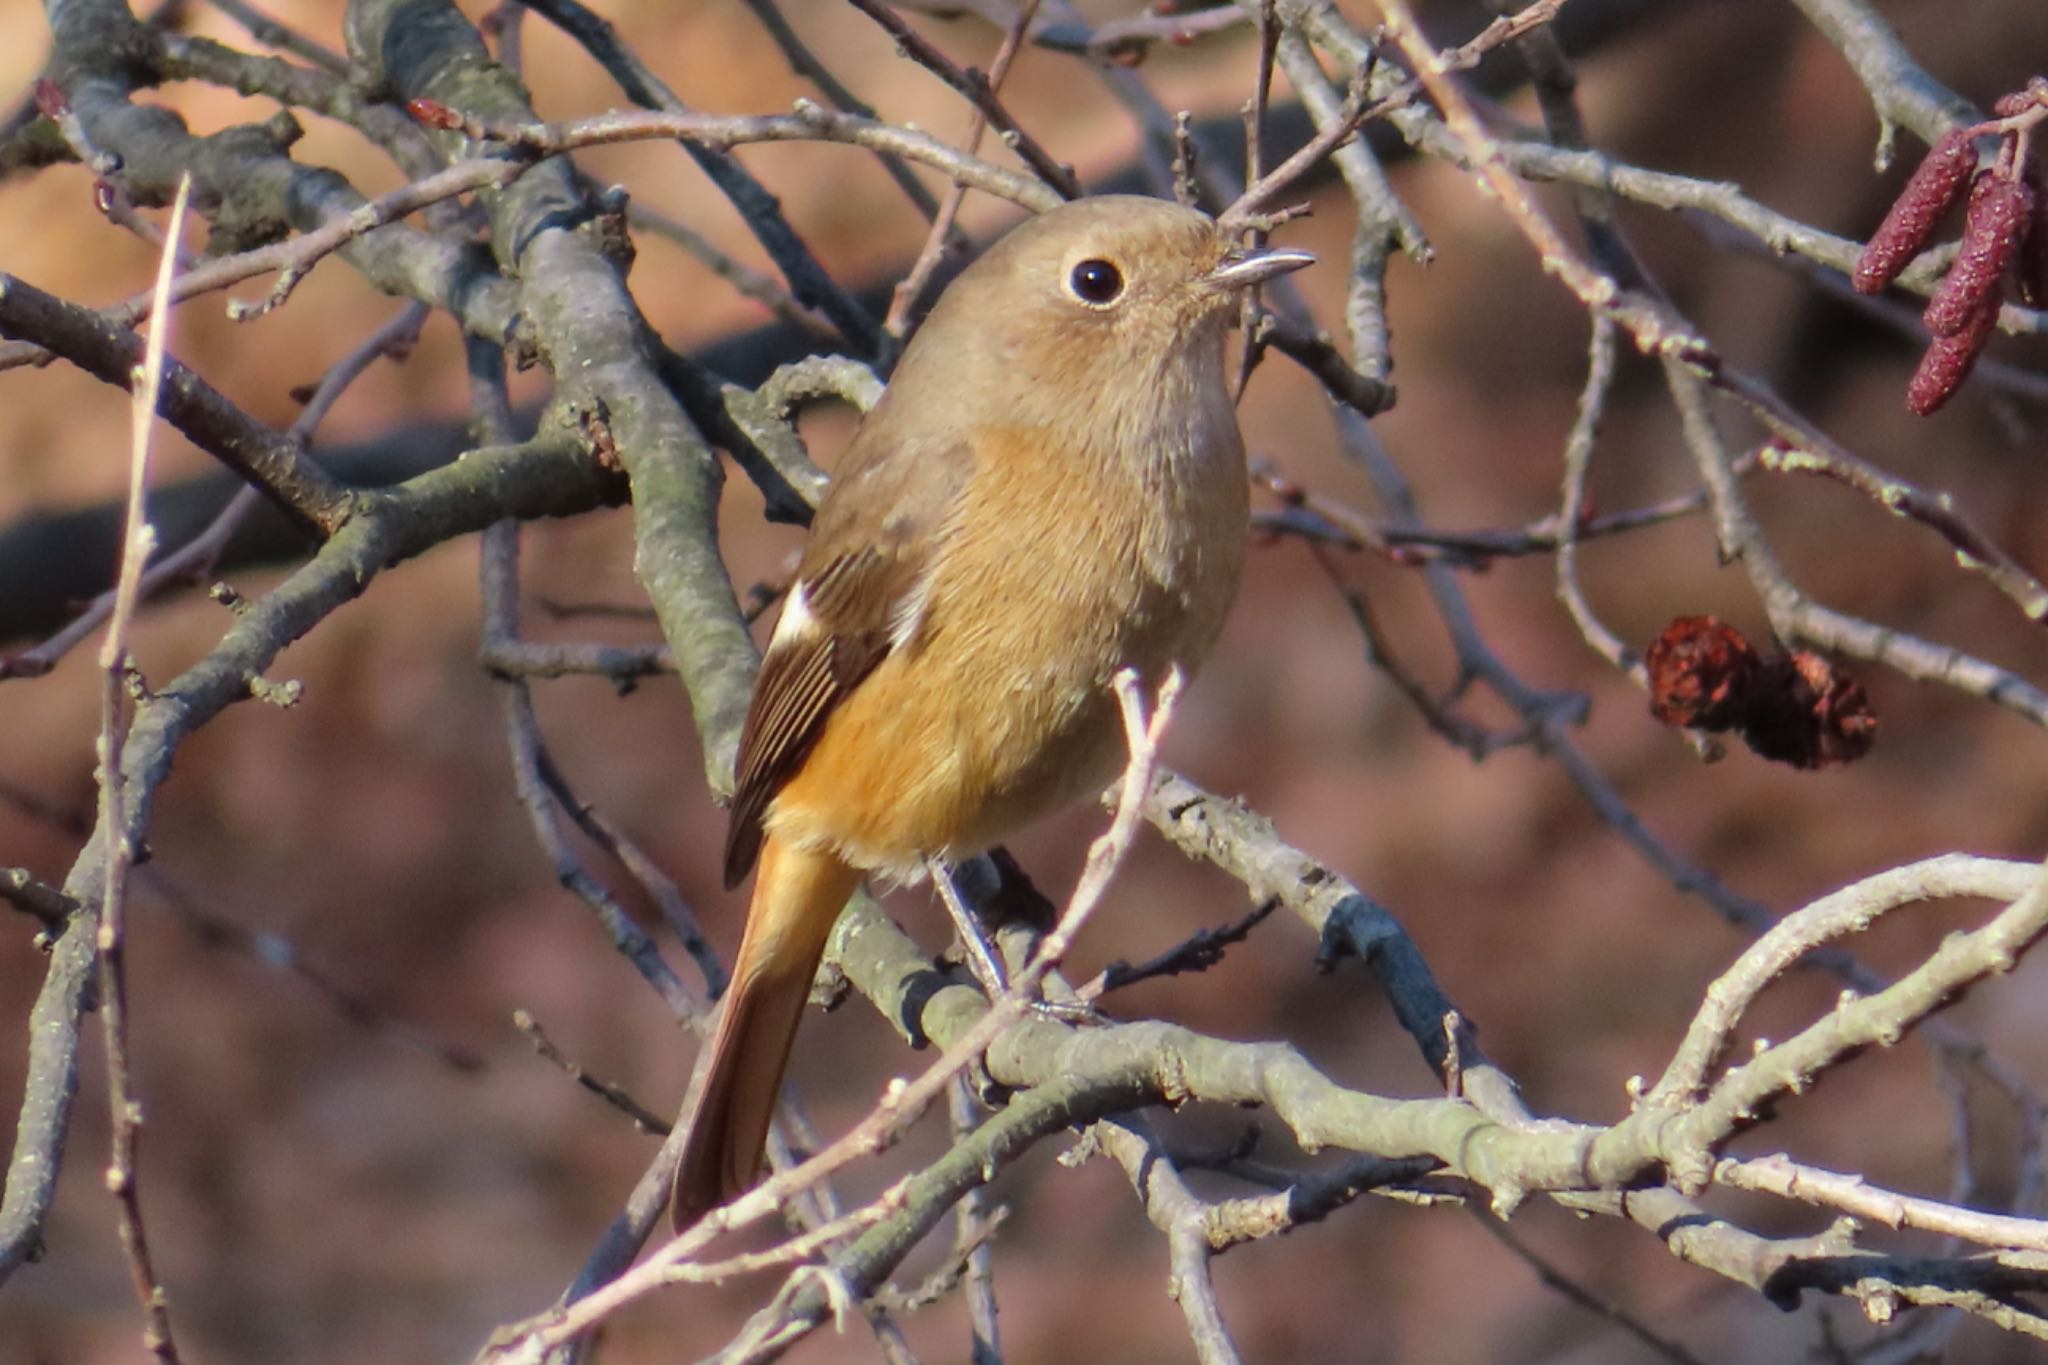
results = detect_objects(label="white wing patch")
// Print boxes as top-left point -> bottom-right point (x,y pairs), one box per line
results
770,581 -> 816,649
887,570 -> 933,653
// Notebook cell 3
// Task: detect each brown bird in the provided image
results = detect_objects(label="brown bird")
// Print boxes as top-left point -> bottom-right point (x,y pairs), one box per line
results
673,194 -> 1312,1227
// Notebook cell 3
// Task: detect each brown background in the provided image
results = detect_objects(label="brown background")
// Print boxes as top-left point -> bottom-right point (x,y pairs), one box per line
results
6,0 -> 2048,1360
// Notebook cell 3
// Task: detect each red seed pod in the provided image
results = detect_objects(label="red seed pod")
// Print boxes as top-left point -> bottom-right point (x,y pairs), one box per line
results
1855,129 -> 1981,294
1645,616 -> 1759,731
1923,174 -> 2034,335
1906,291 -> 2002,414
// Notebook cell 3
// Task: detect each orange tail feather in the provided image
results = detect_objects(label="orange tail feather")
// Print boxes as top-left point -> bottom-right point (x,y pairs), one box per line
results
673,836 -> 859,1229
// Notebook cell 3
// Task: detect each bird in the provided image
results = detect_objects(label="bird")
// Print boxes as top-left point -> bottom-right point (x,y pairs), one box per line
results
672,193 -> 1313,1227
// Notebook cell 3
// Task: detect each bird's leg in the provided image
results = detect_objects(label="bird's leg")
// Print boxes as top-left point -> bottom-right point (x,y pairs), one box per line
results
934,855 -> 1108,1024
928,855 -> 1011,998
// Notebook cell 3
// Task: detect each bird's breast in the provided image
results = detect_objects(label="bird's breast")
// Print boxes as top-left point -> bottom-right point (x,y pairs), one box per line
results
766,414 -> 1247,876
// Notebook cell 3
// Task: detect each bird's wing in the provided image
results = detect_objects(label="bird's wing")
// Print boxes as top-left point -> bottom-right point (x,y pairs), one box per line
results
722,426 -> 971,888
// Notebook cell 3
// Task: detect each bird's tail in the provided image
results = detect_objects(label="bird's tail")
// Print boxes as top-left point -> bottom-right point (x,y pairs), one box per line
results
672,835 -> 859,1229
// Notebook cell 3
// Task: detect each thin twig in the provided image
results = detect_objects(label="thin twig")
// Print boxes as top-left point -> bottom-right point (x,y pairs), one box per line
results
517,0 -> 886,353
948,1077 -> 1004,1363
1553,316 -> 1631,670
466,351 -> 695,1023
1471,1209 -> 1710,1365
1230,0 -> 1282,400
1756,436 -> 2048,627
97,171 -> 192,1365
2,301 -> 426,679
626,202 -> 836,338
1221,0 -> 1569,229
2,867 -> 73,932
844,0 -> 1081,200
0,104 -> 1056,375
528,745 -> 726,997
0,274 -> 351,531
1084,897 -> 1279,998
1719,1150 -> 2048,1252
514,1010 -> 672,1135
736,0 -> 949,225
1034,5 -> 1249,61
204,0 -> 348,72
884,0 -> 1045,338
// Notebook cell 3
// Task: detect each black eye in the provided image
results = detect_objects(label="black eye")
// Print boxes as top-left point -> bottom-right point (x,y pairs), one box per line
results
1068,258 -> 1124,305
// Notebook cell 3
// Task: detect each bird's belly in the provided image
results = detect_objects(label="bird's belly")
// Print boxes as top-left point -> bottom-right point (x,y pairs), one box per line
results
763,630 -> 1123,879
767,566 -> 1220,880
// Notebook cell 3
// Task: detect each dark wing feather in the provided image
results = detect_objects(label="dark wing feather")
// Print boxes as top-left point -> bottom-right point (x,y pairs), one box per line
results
722,424 -> 972,888
723,552 -> 899,886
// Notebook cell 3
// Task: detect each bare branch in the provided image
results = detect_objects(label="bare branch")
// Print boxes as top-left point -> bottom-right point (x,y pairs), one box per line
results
0,275 -> 352,532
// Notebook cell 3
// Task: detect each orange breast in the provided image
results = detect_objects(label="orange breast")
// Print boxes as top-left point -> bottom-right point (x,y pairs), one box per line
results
765,417 -> 1247,879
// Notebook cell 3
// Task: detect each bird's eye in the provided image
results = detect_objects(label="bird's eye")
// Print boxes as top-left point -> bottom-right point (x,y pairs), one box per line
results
1067,258 -> 1125,306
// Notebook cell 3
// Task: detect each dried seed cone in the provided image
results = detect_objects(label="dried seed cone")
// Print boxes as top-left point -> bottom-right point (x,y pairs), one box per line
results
1907,292 -> 2002,414
1924,175 -> 2035,335
1645,616 -> 1759,730
1740,653 -> 1877,769
1854,129 -> 1980,294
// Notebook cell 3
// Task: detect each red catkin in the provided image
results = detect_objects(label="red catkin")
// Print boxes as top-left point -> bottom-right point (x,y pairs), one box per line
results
1907,291 -> 2002,414
1855,129 -> 1981,294
1995,80 -> 2048,118
1924,175 -> 2035,335
2021,153 -> 2048,308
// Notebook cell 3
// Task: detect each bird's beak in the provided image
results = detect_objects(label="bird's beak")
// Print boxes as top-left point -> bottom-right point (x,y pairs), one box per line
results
1205,244 -> 1316,292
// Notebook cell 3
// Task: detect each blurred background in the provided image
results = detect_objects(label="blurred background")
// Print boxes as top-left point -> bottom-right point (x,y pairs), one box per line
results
6,0 -> 2048,1360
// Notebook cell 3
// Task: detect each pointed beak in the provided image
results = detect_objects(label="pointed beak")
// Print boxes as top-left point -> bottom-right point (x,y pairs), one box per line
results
1205,244 -> 1316,292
